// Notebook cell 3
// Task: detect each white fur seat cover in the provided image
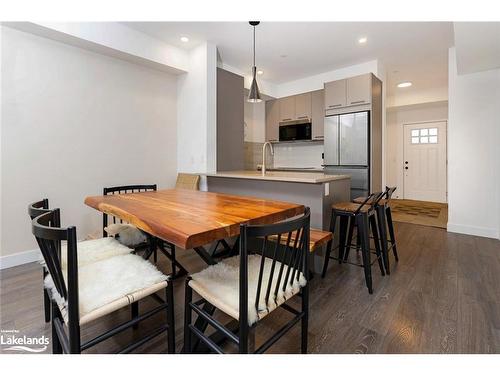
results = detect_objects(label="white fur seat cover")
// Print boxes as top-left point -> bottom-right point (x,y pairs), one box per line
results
60,237 -> 133,268
189,255 -> 307,325
45,253 -> 168,325
104,223 -> 147,247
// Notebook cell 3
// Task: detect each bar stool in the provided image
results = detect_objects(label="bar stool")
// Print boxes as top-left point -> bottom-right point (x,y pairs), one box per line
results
322,192 -> 385,294
353,186 -> 399,274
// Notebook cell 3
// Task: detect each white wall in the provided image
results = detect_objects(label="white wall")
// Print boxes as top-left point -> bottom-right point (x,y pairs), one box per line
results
0,26 -> 178,265
386,86 -> 449,108
447,47 -> 500,239
177,42 -> 217,178
6,22 -> 189,74
386,101 -> 448,199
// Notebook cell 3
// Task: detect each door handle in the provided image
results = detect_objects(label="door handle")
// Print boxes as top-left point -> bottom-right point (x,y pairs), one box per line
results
350,100 -> 365,105
328,104 -> 342,108
405,167 -> 408,170
405,161 -> 408,164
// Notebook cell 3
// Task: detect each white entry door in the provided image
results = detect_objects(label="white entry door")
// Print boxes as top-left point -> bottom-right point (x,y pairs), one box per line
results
403,121 -> 447,203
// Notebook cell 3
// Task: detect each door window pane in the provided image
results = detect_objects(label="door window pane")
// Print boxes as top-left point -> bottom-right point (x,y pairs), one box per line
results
411,127 -> 439,145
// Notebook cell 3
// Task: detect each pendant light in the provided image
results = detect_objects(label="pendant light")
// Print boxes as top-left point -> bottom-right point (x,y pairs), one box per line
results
247,21 -> 262,103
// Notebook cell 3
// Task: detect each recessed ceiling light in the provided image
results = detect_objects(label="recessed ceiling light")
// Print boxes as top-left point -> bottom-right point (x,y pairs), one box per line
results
397,82 -> 412,88
257,70 -> 264,75
180,36 -> 189,43
358,37 -> 367,44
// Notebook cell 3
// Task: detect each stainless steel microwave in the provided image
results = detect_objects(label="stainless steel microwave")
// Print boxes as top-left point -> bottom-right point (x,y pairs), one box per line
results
279,120 -> 312,142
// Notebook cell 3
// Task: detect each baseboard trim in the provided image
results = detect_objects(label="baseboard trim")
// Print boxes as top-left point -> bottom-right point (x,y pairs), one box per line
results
0,248 -> 41,270
447,222 -> 499,240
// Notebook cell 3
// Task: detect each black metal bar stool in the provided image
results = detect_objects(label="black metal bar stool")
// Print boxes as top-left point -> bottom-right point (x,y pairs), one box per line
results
353,186 -> 399,274
322,192 -> 385,294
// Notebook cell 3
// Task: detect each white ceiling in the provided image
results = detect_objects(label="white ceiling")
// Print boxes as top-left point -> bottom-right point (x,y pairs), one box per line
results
124,22 -> 454,98
454,22 -> 500,75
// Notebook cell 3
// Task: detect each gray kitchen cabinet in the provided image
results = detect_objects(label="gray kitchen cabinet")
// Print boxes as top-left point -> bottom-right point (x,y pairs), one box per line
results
324,79 -> 347,110
266,99 -> 279,142
294,92 -> 312,120
346,73 -> 372,106
217,68 -> 244,171
311,89 -> 324,140
279,96 -> 295,122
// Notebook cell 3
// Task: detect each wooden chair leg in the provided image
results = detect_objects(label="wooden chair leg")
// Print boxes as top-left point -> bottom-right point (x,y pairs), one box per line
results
131,301 -> 139,330
386,206 -> 399,262
43,287 -> 51,323
356,213 -> 373,294
166,282 -> 175,354
301,285 -> 309,354
51,302 -> 63,354
369,214 -> 385,276
183,278 -> 193,354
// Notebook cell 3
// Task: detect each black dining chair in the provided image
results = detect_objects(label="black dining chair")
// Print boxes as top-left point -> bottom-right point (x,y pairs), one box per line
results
28,199 -> 52,323
32,209 -> 175,354
184,208 -> 311,354
102,184 -> 187,278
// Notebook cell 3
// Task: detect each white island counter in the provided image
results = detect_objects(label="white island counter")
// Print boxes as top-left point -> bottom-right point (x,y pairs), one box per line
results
205,170 -> 351,273
205,170 -> 350,184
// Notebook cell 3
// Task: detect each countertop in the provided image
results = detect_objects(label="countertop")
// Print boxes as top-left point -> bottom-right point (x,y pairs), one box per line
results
205,170 -> 351,184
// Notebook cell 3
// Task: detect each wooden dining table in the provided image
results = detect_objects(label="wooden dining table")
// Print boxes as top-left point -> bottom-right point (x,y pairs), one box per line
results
84,188 -> 304,258
84,188 -> 305,352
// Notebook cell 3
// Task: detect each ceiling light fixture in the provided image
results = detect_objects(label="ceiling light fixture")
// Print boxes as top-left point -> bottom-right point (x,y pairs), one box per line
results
358,37 -> 367,44
247,21 -> 262,103
180,36 -> 189,43
397,82 -> 412,88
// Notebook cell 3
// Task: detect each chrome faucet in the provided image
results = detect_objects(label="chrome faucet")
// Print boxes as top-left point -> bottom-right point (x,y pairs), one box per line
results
262,141 -> 274,176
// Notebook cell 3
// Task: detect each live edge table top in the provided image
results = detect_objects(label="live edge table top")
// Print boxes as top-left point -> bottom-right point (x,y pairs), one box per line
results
84,189 -> 305,250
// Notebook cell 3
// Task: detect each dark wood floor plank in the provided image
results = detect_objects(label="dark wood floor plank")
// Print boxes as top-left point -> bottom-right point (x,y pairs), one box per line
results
1,222 -> 500,354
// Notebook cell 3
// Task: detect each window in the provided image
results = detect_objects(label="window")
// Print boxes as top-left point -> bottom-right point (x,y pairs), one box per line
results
411,127 -> 438,144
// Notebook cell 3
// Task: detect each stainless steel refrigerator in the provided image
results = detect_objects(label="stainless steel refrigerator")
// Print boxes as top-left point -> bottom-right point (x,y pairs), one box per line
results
323,111 -> 372,199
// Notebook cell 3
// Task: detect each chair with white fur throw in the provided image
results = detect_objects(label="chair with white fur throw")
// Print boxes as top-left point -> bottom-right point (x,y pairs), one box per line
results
102,184 -> 188,278
32,209 -> 175,354
184,207 -> 311,354
29,199 -> 133,324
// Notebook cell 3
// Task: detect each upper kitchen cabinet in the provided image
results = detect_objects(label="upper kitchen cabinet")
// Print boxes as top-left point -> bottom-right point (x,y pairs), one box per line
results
311,90 -> 324,139
265,99 -> 279,142
294,92 -> 312,120
346,73 -> 372,106
279,96 -> 296,122
324,79 -> 347,110
324,73 -> 374,111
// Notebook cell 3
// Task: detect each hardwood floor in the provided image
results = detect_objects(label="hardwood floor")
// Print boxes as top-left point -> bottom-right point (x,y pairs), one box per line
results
1,222 -> 499,354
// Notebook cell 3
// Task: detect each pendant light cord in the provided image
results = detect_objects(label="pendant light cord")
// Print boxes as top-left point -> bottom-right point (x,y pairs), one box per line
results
253,25 -> 256,67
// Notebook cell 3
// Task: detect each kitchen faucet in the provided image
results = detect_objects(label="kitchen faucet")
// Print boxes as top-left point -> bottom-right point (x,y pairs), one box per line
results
262,141 -> 274,176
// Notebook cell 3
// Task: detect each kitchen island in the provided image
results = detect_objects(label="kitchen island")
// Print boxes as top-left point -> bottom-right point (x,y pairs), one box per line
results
205,170 -> 351,272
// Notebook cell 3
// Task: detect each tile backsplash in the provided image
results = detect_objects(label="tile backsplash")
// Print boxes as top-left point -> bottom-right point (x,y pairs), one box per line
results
244,142 -> 274,170
272,142 -> 324,168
